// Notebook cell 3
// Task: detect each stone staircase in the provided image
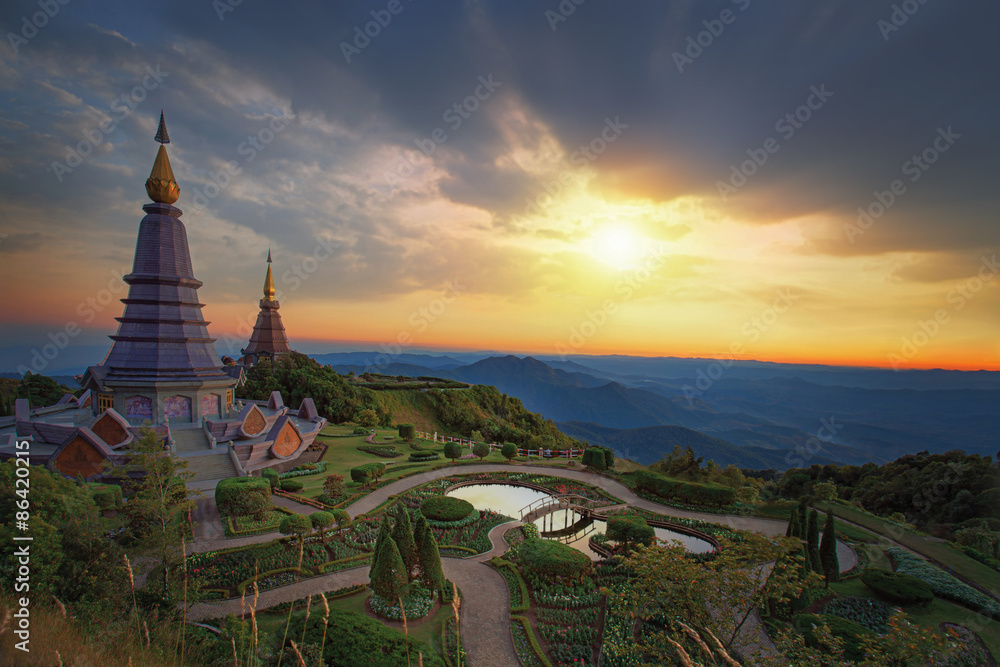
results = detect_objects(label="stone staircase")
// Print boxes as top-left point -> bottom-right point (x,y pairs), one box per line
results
171,427 -> 211,453
185,452 -> 238,483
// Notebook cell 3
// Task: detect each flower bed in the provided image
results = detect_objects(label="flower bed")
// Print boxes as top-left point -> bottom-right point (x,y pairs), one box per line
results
442,614 -> 467,667
932,624 -> 994,667
278,461 -> 329,479
225,506 -> 296,537
370,589 -> 434,620
357,445 -> 402,458
889,547 -> 1000,618
491,558 -> 529,612
511,616 -> 553,667
822,596 -> 890,633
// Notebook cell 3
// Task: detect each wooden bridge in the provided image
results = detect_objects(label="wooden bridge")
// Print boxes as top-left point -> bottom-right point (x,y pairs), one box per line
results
519,494 -> 629,537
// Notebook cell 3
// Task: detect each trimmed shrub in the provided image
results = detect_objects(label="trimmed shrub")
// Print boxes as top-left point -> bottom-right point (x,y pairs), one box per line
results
633,469 -> 736,508
352,426 -> 369,435
420,496 -> 474,522
310,511 -> 335,532
279,479 -> 304,493
298,608 -> 445,667
472,441 -> 491,461
262,468 -> 279,490
398,423 -> 415,441
409,452 -> 440,462
582,447 -> 607,470
860,567 -> 934,606
501,442 -> 518,462
279,513 -> 313,537
350,462 -> 386,486
516,538 -> 593,580
215,477 -> 272,519
443,441 -> 462,462
607,515 -> 654,546
822,596 -> 890,633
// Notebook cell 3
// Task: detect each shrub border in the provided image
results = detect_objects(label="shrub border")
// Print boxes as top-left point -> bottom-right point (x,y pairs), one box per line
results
491,558 -> 529,613
224,505 -> 296,537
511,615 -> 553,667
237,566 -> 311,596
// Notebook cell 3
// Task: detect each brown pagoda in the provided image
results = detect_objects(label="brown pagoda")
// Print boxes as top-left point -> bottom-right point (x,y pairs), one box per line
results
241,251 -> 291,365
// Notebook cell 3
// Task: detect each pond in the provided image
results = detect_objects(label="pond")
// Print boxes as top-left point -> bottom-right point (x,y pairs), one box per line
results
447,483 -> 714,560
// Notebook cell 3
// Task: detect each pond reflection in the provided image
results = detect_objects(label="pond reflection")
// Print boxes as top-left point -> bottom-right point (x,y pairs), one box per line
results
447,483 -> 714,560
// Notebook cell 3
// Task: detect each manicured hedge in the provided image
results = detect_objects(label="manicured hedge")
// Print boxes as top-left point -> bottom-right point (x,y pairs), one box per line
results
607,515 -> 654,546
420,496 -> 474,522
516,538 -> 593,580
279,479 -> 304,492
633,470 -> 736,508
860,567 -> 934,606
582,447 -> 614,470
511,616 -> 553,667
262,468 -> 279,490
409,452 -> 440,462
215,476 -> 272,517
299,608 -> 445,667
492,558 -> 529,612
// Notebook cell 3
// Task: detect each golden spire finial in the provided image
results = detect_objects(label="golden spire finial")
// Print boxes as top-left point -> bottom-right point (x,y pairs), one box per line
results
263,250 -> 275,300
145,111 -> 180,204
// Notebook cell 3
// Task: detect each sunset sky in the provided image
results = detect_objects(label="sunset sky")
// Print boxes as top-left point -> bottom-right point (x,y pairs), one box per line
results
1,0 -> 997,373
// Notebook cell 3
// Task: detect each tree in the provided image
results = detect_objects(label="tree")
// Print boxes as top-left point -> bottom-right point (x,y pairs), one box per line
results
413,512 -> 429,553
470,430 -> 484,444
350,463 -> 386,487
262,468 -> 279,491
736,485 -> 761,503
820,512 -> 840,586
807,509 -> 822,573
398,424 -> 415,442
501,442 -> 518,462
786,509 -> 800,538
120,426 -> 200,602
370,535 -> 408,601
620,534 -> 805,656
323,474 -> 346,499
813,482 -> 838,501
331,508 -> 351,530
607,515 -> 654,548
392,506 -> 418,577
310,511 -> 335,543
356,408 -> 378,427
417,521 -> 445,595
443,441 -> 462,465
472,441 -> 490,461
279,513 -> 313,540
215,477 -> 272,521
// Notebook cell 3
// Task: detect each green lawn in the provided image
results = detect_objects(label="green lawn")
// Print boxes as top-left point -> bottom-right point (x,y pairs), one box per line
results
815,501 -> 1000,598
830,576 -> 1000,660
255,589 -> 454,658
298,426 -> 584,503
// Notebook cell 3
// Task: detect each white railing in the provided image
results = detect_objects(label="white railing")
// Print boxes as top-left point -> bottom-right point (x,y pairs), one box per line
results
414,431 -> 583,458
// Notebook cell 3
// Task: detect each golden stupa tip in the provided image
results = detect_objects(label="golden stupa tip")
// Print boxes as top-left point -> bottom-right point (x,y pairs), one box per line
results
263,256 -> 276,300
145,112 -> 180,204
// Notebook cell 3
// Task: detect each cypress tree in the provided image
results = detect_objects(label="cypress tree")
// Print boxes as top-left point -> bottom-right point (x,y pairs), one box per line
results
802,543 -> 813,576
807,509 -> 822,573
413,512 -> 429,554
370,534 -> 408,600
418,521 -> 445,596
787,510 -> 800,538
820,512 -> 840,586
393,506 -> 418,578
797,503 -> 809,539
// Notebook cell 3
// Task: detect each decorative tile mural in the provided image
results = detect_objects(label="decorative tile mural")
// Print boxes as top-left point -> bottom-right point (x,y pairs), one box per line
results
201,393 -> 220,417
125,395 -> 153,420
165,395 -> 192,421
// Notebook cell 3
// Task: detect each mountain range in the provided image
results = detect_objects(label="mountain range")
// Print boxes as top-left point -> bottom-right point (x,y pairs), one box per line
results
318,353 -> 1000,470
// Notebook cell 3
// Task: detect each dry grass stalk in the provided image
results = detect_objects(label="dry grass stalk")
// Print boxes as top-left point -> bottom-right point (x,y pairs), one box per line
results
399,596 -> 411,667
249,605 -> 259,667
123,555 -> 142,644
0,606 -> 11,635
52,596 -> 66,617
450,582 -> 461,667
54,650 -> 64,667
143,620 -> 151,648
277,540 -> 306,667
289,640 -> 307,667
678,622 -> 716,665
319,592 -> 330,658
704,628 -> 742,667
418,652 -> 423,667
231,636 -> 238,667
667,637 -> 696,667
299,595 -> 312,648
180,535 -> 188,663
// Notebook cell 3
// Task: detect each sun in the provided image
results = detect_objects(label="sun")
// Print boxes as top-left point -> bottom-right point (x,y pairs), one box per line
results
590,226 -> 642,270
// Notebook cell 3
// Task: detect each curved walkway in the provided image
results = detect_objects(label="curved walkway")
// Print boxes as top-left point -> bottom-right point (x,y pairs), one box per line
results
189,521 -> 525,667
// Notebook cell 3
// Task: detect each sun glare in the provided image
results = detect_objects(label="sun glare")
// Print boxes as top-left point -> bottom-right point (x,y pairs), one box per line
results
591,226 -> 642,270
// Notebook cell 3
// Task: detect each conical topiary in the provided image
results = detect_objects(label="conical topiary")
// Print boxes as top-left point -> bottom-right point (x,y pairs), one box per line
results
418,522 -> 445,596
393,506 -> 418,578
807,509 -> 822,573
370,535 -> 408,601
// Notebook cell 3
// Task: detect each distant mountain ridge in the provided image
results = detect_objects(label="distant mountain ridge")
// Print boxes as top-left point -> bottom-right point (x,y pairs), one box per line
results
317,351 -> 1000,470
